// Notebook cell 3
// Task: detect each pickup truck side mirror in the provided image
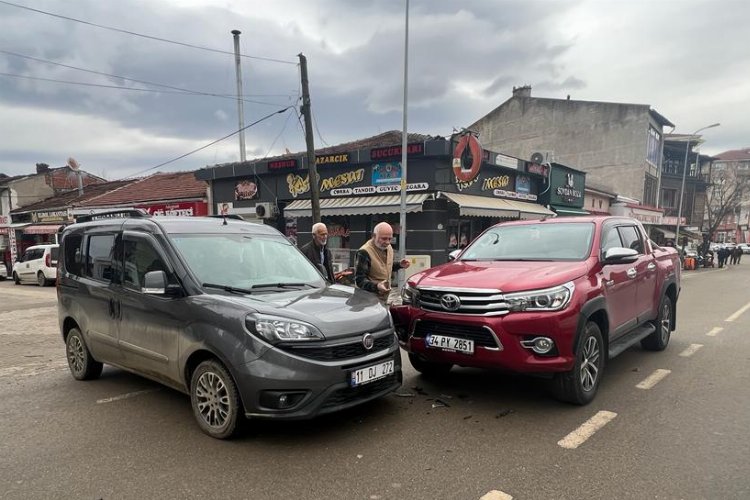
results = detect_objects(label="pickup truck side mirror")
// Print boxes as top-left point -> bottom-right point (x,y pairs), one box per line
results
602,247 -> 639,264
448,249 -> 461,262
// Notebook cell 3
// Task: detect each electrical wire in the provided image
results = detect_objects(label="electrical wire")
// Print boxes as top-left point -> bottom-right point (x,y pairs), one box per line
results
0,0 -> 297,65
120,105 -> 294,180
312,109 -> 330,147
0,71 -> 293,107
0,49 -> 298,102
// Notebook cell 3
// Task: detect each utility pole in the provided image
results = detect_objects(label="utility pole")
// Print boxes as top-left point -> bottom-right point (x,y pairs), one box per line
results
397,0 -> 410,290
231,30 -> 247,162
298,53 -> 321,223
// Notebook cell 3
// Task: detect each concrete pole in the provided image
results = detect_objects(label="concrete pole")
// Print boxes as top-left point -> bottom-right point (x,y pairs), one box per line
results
298,53 -> 321,223
231,30 -> 247,162
397,0 -> 410,290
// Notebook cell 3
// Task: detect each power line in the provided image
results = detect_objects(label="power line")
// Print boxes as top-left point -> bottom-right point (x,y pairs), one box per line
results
312,109 -> 330,147
120,105 -> 294,180
0,49 -> 298,101
0,0 -> 297,65
0,71 -> 293,107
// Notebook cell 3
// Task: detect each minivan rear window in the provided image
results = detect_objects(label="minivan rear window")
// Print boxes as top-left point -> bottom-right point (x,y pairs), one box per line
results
63,235 -> 83,276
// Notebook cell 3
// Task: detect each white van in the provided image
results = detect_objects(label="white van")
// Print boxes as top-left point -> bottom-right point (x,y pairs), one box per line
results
12,244 -> 59,286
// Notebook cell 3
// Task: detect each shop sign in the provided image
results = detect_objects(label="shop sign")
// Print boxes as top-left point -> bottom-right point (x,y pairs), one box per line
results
268,159 -> 298,170
515,175 -> 531,194
370,143 -> 424,160
481,175 -> 512,191
495,153 -> 520,169
320,168 -> 366,192
137,201 -> 208,217
526,162 -> 550,177
330,182 -> 429,197
372,162 -> 402,185
0,215 -> 9,225
315,153 -> 349,166
31,209 -> 73,223
235,179 -> 259,200
8,222 -> 18,264
493,189 -> 538,201
287,173 -> 310,198
662,216 -> 686,226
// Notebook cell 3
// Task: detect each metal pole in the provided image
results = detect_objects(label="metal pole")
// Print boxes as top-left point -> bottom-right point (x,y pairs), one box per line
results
298,53 -> 321,223
397,0 -> 409,290
231,30 -> 246,162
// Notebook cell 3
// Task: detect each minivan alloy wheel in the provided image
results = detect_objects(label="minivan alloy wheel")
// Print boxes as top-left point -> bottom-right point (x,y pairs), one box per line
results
190,360 -> 241,439
195,372 -> 231,428
37,272 -> 46,287
67,335 -> 85,375
65,327 -> 103,380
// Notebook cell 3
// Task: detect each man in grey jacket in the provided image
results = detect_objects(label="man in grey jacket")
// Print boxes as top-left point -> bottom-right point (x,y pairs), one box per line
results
300,222 -> 336,282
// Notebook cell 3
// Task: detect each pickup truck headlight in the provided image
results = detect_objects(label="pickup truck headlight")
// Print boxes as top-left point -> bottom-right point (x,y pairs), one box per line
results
245,314 -> 324,342
505,282 -> 575,312
401,284 -> 419,305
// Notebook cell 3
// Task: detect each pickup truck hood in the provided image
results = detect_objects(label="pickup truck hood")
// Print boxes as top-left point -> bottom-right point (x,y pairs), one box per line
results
212,284 -> 390,338
410,260 -> 591,293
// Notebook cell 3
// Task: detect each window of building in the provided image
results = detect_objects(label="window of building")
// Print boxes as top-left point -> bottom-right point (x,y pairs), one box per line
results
643,173 -> 657,207
661,189 -> 677,208
646,126 -> 661,166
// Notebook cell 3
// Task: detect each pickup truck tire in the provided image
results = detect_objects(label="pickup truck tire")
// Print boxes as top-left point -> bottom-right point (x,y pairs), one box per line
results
554,322 -> 603,405
641,295 -> 672,351
408,353 -> 453,377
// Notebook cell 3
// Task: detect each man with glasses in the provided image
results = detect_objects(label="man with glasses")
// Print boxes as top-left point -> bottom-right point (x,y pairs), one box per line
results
354,222 -> 410,303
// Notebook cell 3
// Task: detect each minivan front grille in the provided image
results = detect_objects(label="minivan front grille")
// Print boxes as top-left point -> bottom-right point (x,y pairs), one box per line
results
412,320 -> 500,348
416,287 -> 509,316
280,334 -> 395,361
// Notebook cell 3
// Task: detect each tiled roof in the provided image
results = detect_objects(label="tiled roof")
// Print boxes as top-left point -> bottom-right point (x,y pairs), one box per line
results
715,148 -> 750,161
47,167 -> 106,191
10,180 -> 134,213
84,171 -> 207,206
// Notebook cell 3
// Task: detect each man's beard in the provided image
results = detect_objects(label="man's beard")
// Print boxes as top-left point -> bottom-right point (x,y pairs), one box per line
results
374,241 -> 389,250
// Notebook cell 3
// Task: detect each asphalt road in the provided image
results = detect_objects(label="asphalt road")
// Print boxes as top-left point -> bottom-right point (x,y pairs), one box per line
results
0,265 -> 748,500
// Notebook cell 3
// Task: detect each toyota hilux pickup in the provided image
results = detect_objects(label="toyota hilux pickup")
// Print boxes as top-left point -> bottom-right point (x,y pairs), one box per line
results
391,216 -> 681,404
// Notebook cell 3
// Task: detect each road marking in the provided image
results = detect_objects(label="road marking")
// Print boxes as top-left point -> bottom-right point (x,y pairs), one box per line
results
725,301 -> 750,322
96,389 -> 159,404
557,410 -> 617,450
706,327 -> 723,337
679,344 -> 704,357
480,491 -> 513,500
636,369 -> 672,389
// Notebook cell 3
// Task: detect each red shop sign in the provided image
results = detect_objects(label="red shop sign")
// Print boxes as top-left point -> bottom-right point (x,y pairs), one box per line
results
137,201 -> 208,217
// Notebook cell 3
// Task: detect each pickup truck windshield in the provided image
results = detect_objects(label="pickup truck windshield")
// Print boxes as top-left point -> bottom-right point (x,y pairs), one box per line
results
461,222 -> 595,261
170,234 -> 324,289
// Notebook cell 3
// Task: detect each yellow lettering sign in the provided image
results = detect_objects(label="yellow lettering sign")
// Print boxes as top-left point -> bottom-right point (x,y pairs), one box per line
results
320,168 -> 365,191
287,173 -> 310,198
482,176 -> 511,190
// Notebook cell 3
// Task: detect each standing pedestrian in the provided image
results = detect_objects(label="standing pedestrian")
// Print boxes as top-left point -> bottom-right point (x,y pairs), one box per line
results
354,222 -> 410,303
300,222 -> 335,283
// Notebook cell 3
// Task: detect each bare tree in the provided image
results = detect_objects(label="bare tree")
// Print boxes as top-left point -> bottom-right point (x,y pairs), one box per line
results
704,162 -> 750,241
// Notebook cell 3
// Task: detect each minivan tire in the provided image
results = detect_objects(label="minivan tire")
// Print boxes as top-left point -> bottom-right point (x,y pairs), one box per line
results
408,353 -> 453,377
66,328 -> 103,380
37,272 -> 47,287
13,272 -> 20,285
641,295 -> 672,351
554,322 -> 604,405
190,360 -> 242,439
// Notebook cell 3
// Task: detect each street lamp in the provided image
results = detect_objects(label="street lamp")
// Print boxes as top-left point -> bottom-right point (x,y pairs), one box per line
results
675,122 -> 720,252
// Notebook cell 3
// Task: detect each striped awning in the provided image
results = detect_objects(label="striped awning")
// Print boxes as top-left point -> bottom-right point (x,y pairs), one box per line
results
22,224 -> 63,235
284,193 -> 430,218
439,192 -> 554,219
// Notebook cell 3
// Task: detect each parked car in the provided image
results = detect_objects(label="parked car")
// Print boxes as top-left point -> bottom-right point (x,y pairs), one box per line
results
738,243 -> 750,254
57,210 -> 401,439
0,262 -> 8,280
391,216 -> 681,405
12,244 -> 59,286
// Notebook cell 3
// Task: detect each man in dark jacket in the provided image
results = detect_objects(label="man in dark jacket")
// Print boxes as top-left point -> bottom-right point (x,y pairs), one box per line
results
300,222 -> 335,282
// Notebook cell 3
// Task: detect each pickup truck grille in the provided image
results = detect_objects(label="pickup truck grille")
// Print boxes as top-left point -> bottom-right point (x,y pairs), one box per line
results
412,321 -> 500,348
416,287 -> 509,316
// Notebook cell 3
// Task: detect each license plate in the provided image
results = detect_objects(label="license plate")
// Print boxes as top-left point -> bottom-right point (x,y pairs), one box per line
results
350,360 -> 395,387
425,334 -> 474,354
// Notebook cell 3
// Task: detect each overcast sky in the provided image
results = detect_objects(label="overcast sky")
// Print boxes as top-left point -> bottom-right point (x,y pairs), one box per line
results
0,0 -> 747,179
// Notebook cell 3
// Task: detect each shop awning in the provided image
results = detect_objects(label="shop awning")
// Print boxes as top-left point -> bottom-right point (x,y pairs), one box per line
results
439,192 -> 554,219
551,205 -> 590,216
653,227 -> 676,239
284,193 -> 430,218
22,224 -> 63,235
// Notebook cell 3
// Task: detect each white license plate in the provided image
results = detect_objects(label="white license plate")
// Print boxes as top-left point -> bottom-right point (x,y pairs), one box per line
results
425,334 -> 474,354
350,360 -> 395,387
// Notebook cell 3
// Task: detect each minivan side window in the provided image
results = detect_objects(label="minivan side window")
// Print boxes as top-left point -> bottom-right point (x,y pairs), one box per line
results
122,237 -> 171,291
63,235 -> 84,276
86,234 -> 116,282
618,226 -> 643,254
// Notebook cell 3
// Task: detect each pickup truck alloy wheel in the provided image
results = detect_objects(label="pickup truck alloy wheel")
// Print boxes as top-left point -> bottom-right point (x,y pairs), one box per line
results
554,322 -> 603,405
190,360 -> 241,439
641,295 -> 672,351
65,328 -> 103,380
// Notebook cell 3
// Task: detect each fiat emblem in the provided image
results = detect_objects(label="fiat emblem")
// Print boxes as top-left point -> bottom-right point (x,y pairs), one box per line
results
362,333 -> 375,350
440,293 -> 461,312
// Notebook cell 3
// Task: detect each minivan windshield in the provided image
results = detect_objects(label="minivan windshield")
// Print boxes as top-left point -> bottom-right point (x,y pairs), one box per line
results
170,233 -> 325,290
460,222 -> 595,261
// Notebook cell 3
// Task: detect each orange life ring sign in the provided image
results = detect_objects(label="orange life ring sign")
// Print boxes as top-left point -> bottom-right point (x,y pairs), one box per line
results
452,134 -> 483,182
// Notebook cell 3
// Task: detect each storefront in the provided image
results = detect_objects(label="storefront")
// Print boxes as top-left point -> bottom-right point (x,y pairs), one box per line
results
197,133 -> 558,269
538,163 -> 588,216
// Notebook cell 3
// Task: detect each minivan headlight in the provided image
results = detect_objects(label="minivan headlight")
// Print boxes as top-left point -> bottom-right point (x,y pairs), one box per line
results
245,314 -> 324,342
504,282 -> 574,312
401,284 -> 419,305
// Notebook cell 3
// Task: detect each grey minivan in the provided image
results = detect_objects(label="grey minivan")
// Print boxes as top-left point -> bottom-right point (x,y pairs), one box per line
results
57,211 -> 401,439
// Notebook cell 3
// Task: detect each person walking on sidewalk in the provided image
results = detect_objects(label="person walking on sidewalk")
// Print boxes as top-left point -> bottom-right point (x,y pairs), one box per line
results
354,222 -> 410,303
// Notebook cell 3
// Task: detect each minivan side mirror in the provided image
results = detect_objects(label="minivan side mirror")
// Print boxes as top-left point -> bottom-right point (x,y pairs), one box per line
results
603,247 -> 639,264
143,270 -> 168,295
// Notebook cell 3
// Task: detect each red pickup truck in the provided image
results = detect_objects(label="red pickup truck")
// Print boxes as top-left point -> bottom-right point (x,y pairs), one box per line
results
391,216 -> 681,404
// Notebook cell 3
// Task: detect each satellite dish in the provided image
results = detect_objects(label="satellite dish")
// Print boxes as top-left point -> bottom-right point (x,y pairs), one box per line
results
530,152 -> 545,164
67,157 -> 80,171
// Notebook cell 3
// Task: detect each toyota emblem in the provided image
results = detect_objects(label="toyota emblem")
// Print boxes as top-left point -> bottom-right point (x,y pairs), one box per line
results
362,333 -> 375,350
440,293 -> 461,312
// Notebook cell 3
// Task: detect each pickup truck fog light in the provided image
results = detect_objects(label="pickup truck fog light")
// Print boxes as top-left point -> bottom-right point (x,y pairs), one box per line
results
259,391 -> 307,410
521,336 -> 556,355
